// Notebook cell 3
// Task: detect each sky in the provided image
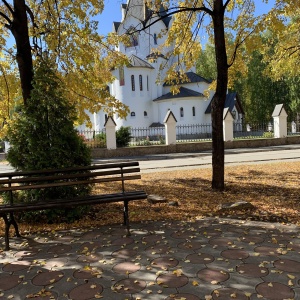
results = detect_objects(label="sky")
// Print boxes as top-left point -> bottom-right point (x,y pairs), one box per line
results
97,0 -> 277,37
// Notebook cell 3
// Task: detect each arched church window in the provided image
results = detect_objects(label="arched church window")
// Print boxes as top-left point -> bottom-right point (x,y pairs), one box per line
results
180,107 -> 184,118
127,27 -> 138,47
144,111 -> 148,117
192,106 -> 195,117
131,112 -> 136,117
147,75 -> 149,91
139,75 -> 143,91
131,75 -> 135,91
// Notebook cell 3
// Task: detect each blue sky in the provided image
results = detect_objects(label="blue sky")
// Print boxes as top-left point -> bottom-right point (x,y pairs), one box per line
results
97,0 -> 276,36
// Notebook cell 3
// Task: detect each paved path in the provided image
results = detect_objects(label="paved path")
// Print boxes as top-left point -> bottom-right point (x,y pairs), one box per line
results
1,218 -> 300,299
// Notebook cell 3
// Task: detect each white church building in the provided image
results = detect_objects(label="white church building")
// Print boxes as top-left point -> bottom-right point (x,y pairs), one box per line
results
82,0 -> 244,132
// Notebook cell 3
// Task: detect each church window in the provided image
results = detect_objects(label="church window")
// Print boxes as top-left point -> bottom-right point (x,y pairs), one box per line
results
147,75 -> 149,91
192,106 -> 195,117
144,111 -> 148,117
154,33 -> 157,45
131,75 -> 135,91
119,67 -> 125,86
131,112 -> 136,117
180,107 -> 184,118
128,27 -> 139,47
139,75 -> 143,91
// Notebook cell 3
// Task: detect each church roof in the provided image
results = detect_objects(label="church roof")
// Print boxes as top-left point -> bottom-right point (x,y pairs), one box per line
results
163,72 -> 211,86
113,22 -> 121,32
205,92 -> 245,114
128,55 -> 154,69
153,87 -> 204,102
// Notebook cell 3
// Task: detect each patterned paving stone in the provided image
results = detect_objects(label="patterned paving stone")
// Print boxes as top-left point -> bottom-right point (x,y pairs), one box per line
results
77,252 -> 104,263
239,235 -> 265,244
73,268 -> 98,279
274,258 -> 300,272
254,245 -> 281,256
0,274 -> 23,290
209,237 -> 236,247
113,278 -> 146,293
32,270 -> 64,286
150,257 -> 179,269
197,268 -> 229,283
236,263 -> 269,277
2,260 -> 31,272
112,261 -> 140,274
44,257 -> 68,269
111,237 -> 134,246
142,234 -> 165,244
212,288 -> 248,300
146,244 -> 172,255
256,282 -> 295,299
165,293 -> 201,300
186,252 -> 214,264
47,244 -> 73,254
112,248 -> 138,259
177,241 -> 204,250
221,249 -> 249,260
68,282 -> 103,300
156,273 -> 189,288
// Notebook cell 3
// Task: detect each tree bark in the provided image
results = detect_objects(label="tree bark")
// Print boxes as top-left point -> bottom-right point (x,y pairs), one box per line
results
211,0 -> 228,191
10,0 -> 33,105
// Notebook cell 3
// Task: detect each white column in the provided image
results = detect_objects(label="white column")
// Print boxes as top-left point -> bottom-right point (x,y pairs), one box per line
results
164,110 -> 177,145
272,104 -> 288,138
104,117 -> 117,149
223,108 -> 234,141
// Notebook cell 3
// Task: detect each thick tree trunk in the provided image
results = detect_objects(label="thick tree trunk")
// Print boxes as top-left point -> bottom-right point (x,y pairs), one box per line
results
211,0 -> 228,191
11,0 -> 33,105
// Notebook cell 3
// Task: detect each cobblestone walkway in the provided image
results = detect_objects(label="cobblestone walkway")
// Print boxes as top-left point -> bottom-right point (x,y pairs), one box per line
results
1,217 -> 300,299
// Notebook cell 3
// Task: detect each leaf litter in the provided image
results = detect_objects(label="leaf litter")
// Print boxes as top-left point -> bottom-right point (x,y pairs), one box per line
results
0,161 -> 299,237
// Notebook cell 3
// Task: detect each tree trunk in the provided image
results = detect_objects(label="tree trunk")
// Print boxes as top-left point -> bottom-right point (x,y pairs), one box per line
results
211,0 -> 228,191
10,0 -> 33,105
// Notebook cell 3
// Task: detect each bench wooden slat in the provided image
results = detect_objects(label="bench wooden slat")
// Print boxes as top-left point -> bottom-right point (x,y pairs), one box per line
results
0,161 -> 139,179
0,174 -> 142,192
0,167 -> 141,185
0,191 -> 147,213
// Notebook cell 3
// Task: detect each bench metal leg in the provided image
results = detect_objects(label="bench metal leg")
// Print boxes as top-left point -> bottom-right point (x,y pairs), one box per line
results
123,200 -> 131,236
2,213 -> 21,251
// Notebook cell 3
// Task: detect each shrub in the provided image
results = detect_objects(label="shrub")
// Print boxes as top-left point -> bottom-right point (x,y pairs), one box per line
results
5,57 -> 92,223
95,132 -> 106,147
116,126 -> 131,147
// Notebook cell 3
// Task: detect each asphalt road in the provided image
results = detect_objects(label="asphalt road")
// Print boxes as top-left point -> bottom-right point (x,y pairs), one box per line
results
1,144 -> 300,174
94,144 -> 300,173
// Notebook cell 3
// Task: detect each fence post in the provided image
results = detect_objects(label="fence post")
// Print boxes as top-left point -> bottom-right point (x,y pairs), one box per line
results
104,116 -> 117,149
291,121 -> 297,134
223,108 -> 234,141
164,111 -> 177,145
272,104 -> 288,138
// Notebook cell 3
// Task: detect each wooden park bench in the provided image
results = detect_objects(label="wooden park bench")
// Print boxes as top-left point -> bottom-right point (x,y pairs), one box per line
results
0,161 -> 147,250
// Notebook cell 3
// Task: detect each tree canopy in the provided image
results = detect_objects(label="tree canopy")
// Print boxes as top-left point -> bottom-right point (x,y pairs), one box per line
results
0,0 -> 129,136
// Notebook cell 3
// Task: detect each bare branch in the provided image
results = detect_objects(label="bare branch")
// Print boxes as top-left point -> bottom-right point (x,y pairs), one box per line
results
2,0 -> 14,16
25,5 -> 38,28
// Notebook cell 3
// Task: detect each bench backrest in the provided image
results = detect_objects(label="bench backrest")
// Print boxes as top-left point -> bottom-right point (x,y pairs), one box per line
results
0,162 -> 141,203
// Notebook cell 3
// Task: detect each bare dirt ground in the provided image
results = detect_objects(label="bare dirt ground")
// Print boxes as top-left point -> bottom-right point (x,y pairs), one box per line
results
1,160 -> 300,237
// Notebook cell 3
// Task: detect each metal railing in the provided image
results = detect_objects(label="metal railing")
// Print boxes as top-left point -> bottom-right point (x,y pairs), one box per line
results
288,121 -> 300,136
129,127 -> 165,146
176,124 -> 212,142
233,122 -> 274,139
78,129 -> 106,148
